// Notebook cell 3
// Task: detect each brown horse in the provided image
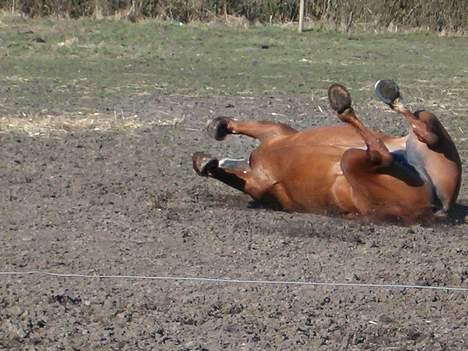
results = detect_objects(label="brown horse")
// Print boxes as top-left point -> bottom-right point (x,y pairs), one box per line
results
192,81 -> 461,224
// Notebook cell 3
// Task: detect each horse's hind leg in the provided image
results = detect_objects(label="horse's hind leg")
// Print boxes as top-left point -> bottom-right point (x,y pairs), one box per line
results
192,152 -> 269,199
375,80 -> 440,145
207,117 -> 297,143
328,84 -> 431,222
375,80 -> 462,212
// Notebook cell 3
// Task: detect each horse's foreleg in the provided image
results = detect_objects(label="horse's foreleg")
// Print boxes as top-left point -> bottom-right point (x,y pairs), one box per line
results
207,117 -> 297,143
192,152 -> 269,199
328,84 -> 392,169
374,80 -> 462,211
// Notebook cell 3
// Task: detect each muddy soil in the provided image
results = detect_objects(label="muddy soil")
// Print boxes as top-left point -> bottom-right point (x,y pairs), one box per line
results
1,94 -> 467,350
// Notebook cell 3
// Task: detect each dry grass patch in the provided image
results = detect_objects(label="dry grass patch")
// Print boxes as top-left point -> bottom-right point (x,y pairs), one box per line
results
0,112 -> 186,136
0,113 -> 146,136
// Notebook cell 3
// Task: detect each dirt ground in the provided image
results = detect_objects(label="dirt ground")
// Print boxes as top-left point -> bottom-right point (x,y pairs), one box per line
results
1,91 -> 467,351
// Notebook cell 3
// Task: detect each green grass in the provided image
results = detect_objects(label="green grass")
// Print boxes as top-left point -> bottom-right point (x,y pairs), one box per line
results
0,16 -> 467,115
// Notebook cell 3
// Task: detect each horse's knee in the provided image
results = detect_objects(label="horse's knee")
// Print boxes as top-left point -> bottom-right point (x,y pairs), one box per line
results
341,149 -> 362,174
414,110 -> 438,124
412,110 -> 440,145
344,142 -> 394,173
341,148 -> 373,175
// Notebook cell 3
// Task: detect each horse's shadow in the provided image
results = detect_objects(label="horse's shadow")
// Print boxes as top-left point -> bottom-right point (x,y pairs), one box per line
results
248,200 -> 468,227
447,202 -> 468,225
203,191 -> 467,227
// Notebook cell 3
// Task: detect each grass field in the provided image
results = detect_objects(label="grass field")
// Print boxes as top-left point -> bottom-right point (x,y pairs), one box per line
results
0,16 -> 466,184
0,16 -> 467,115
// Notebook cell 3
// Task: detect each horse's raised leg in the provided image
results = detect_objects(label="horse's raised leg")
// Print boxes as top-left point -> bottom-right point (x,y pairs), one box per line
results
192,152 -> 271,201
375,80 -> 462,212
329,84 -> 393,168
207,117 -> 297,142
328,84 -> 432,222
375,80 -> 440,145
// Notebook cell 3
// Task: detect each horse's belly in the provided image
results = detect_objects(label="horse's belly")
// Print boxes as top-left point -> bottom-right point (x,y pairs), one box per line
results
253,147 -> 350,212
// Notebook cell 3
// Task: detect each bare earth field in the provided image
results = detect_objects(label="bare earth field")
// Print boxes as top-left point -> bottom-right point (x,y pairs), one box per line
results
0,18 -> 467,350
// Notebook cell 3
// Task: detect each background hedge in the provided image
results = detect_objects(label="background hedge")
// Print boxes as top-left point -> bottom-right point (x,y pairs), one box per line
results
1,0 -> 466,32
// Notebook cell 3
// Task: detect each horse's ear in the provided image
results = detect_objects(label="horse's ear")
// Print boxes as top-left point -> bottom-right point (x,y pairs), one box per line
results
328,84 -> 352,113
375,80 -> 400,105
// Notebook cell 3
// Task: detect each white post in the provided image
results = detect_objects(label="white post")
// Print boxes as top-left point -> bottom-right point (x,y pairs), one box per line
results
298,0 -> 305,33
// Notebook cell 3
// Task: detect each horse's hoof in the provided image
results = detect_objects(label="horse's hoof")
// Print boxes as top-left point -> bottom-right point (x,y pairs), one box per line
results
328,84 -> 352,113
375,80 -> 400,105
207,117 -> 232,141
192,152 -> 219,176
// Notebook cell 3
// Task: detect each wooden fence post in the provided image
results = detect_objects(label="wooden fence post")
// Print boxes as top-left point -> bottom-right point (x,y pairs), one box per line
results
298,0 -> 305,33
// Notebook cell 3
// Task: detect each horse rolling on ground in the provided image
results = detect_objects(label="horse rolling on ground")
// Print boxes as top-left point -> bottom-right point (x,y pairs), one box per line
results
192,80 -> 462,224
